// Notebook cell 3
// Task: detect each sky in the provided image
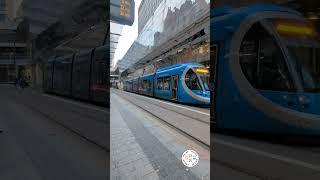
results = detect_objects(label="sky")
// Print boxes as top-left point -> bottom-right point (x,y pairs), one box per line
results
111,0 -> 142,67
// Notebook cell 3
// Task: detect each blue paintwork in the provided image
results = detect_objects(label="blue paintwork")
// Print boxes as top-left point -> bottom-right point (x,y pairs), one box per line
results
299,93 -> 320,116
139,74 -> 154,96
211,4 -> 320,135
124,63 -> 210,105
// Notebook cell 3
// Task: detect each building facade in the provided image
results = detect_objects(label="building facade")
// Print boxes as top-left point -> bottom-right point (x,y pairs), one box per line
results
138,0 -> 164,33
0,0 -> 6,22
118,0 -> 210,77
0,0 -> 29,83
0,0 -> 23,22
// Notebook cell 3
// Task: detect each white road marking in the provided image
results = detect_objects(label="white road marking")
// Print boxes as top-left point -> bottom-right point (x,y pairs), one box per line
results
214,138 -> 320,172
118,90 -> 210,116
42,94 -> 108,114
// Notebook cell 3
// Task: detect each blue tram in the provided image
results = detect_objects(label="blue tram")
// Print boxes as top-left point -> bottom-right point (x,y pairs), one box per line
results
211,4 -> 320,135
123,63 -> 210,105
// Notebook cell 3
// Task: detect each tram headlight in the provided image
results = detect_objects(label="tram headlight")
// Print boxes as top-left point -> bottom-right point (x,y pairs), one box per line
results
196,68 -> 209,73
275,21 -> 318,37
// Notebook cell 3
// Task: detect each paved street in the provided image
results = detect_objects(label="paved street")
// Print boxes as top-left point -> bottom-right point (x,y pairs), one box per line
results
112,89 -> 210,146
110,89 -> 210,180
0,85 -> 107,180
212,133 -> 320,179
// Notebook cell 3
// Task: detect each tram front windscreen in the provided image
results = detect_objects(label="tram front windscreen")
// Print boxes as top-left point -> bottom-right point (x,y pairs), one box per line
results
274,19 -> 320,92
196,68 -> 210,91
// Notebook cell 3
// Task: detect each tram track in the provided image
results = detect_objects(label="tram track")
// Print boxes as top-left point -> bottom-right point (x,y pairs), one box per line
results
117,89 -> 210,124
6,89 -> 108,150
112,89 -> 210,149
299,147 -> 320,155
212,157 -> 280,180
212,134 -> 320,180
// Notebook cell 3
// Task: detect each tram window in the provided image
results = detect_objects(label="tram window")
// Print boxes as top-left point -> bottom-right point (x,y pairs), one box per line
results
133,81 -> 136,90
185,69 -> 201,90
143,79 -> 151,90
157,78 -> 163,89
142,80 -> 146,89
134,80 -> 139,90
163,77 -> 170,90
286,45 -> 320,91
147,80 -> 152,90
239,40 -> 258,85
240,23 -> 294,91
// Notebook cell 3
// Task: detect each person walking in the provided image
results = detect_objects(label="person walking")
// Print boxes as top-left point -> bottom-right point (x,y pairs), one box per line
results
20,76 -> 25,89
15,76 -> 24,90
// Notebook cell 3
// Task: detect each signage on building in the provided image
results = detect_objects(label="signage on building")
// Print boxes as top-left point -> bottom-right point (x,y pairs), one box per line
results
110,0 -> 135,26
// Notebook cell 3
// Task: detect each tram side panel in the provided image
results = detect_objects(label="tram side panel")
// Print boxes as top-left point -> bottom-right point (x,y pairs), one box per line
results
132,78 -> 139,94
72,51 -> 93,101
123,81 -> 127,91
141,74 -> 154,96
44,60 -> 54,93
53,55 -> 73,96
154,74 -> 173,101
124,80 -> 132,92
52,58 -> 62,94
129,80 -> 133,92
153,74 -> 161,99
139,76 -> 145,95
124,80 -> 130,92
138,78 -> 143,95
90,46 -> 108,104
125,80 -> 129,92
61,55 -> 73,96
149,75 -> 154,97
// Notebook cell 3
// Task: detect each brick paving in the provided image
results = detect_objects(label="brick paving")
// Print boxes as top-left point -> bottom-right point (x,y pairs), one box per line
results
111,92 -> 209,180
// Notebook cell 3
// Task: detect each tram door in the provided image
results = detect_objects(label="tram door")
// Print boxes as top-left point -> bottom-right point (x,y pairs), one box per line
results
171,75 -> 178,100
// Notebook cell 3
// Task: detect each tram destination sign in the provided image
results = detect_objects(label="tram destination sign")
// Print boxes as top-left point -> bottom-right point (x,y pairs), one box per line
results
110,0 -> 135,26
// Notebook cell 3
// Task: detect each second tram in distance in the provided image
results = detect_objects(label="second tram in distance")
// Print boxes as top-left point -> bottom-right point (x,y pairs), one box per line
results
43,46 -> 108,106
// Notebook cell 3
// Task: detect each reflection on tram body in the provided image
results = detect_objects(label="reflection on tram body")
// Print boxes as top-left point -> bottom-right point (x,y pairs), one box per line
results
211,4 -> 320,135
123,63 -> 210,105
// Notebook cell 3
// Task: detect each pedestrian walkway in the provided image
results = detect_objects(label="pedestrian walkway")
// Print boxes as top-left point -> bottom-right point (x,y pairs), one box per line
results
110,92 -> 210,180
0,85 -> 106,180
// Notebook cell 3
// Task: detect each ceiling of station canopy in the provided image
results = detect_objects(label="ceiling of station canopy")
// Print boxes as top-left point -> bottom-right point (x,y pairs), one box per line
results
110,22 -> 123,65
18,0 -> 107,53
18,0 -> 88,34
